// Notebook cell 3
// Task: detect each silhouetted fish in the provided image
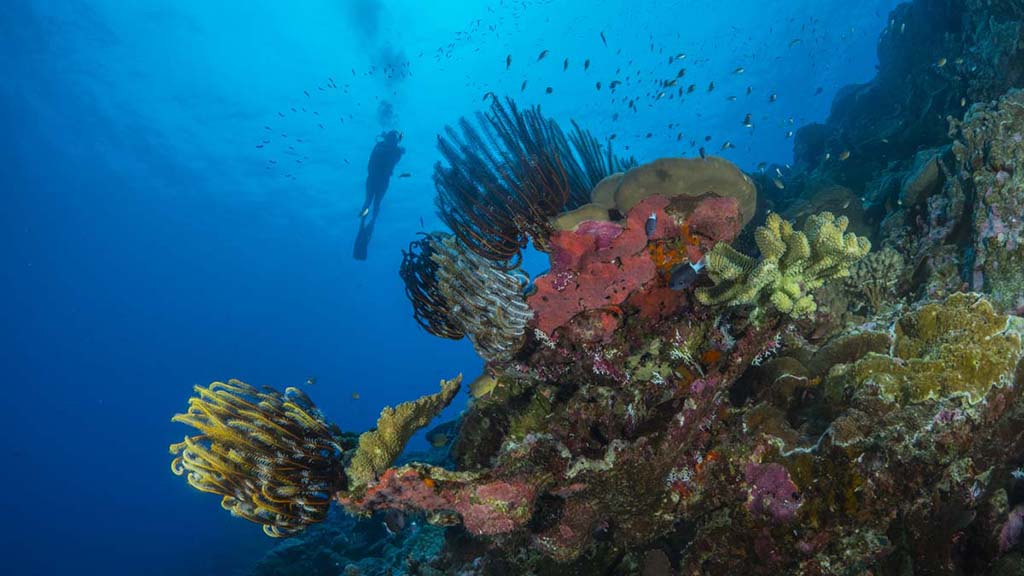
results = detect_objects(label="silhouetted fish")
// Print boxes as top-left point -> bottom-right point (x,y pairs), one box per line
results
669,260 -> 705,290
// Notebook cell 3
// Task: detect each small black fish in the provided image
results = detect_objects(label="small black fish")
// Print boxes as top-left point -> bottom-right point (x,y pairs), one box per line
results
676,67 -> 686,78
483,91 -> 495,101
419,216 -> 425,228
699,147 -> 707,159
382,509 -> 406,536
304,90 -> 310,97
708,81 -> 715,92
399,172 -> 412,178
595,81 -> 601,90
545,86 -> 553,94
538,49 -> 549,61
305,377 -> 316,386
506,54 -> 512,69
563,58 -> 569,71
669,261 -> 705,290
600,31 -> 607,46
687,84 -> 696,94
521,80 -> 528,91
815,86 -> 824,95
609,133 -> 617,140
584,59 -> 591,71
645,212 -> 657,238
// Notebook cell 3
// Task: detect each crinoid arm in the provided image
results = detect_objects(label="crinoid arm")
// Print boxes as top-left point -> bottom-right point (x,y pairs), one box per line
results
169,379 -> 352,537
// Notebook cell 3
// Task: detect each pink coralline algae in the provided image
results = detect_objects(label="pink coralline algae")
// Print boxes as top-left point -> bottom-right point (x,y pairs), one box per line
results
686,196 -> 743,248
744,462 -> 802,523
528,196 -> 673,336
341,467 -> 536,536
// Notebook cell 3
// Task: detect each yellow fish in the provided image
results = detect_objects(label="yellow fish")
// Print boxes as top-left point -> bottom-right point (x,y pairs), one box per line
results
469,373 -> 498,399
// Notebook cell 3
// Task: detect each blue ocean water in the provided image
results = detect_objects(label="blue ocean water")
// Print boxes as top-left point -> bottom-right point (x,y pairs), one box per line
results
1,1 -> 900,574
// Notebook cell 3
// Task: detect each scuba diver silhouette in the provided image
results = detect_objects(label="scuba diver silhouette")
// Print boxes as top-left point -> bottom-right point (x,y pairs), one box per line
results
353,129 -> 404,260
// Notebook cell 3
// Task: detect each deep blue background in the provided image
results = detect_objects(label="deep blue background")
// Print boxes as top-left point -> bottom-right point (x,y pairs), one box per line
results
1,1 -> 898,574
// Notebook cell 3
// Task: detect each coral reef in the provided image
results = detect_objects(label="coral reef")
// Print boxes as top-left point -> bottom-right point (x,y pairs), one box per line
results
170,2 -> 1024,572
696,211 -> 871,320
169,380 -> 353,537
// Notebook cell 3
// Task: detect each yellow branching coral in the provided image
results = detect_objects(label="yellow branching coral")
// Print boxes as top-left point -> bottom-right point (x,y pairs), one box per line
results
696,212 -> 871,319
346,375 -> 462,489
169,379 -> 350,537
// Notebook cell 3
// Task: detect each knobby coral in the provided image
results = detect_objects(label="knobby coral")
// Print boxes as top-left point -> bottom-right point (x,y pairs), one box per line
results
169,380 -> 350,536
696,211 -> 871,319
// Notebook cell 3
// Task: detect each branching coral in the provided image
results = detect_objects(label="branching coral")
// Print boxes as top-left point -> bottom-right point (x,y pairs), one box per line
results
346,376 -> 462,488
169,380 -> 351,537
400,232 -> 532,362
434,97 -> 632,266
846,246 -> 905,313
696,211 -> 871,319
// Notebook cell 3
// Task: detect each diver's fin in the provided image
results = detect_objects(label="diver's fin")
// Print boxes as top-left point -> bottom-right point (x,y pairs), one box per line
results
353,219 -> 374,260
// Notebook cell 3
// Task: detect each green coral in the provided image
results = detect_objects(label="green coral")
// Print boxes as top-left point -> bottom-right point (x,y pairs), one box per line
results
695,211 -> 871,319
346,376 -> 462,488
826,293 -> 1023,405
